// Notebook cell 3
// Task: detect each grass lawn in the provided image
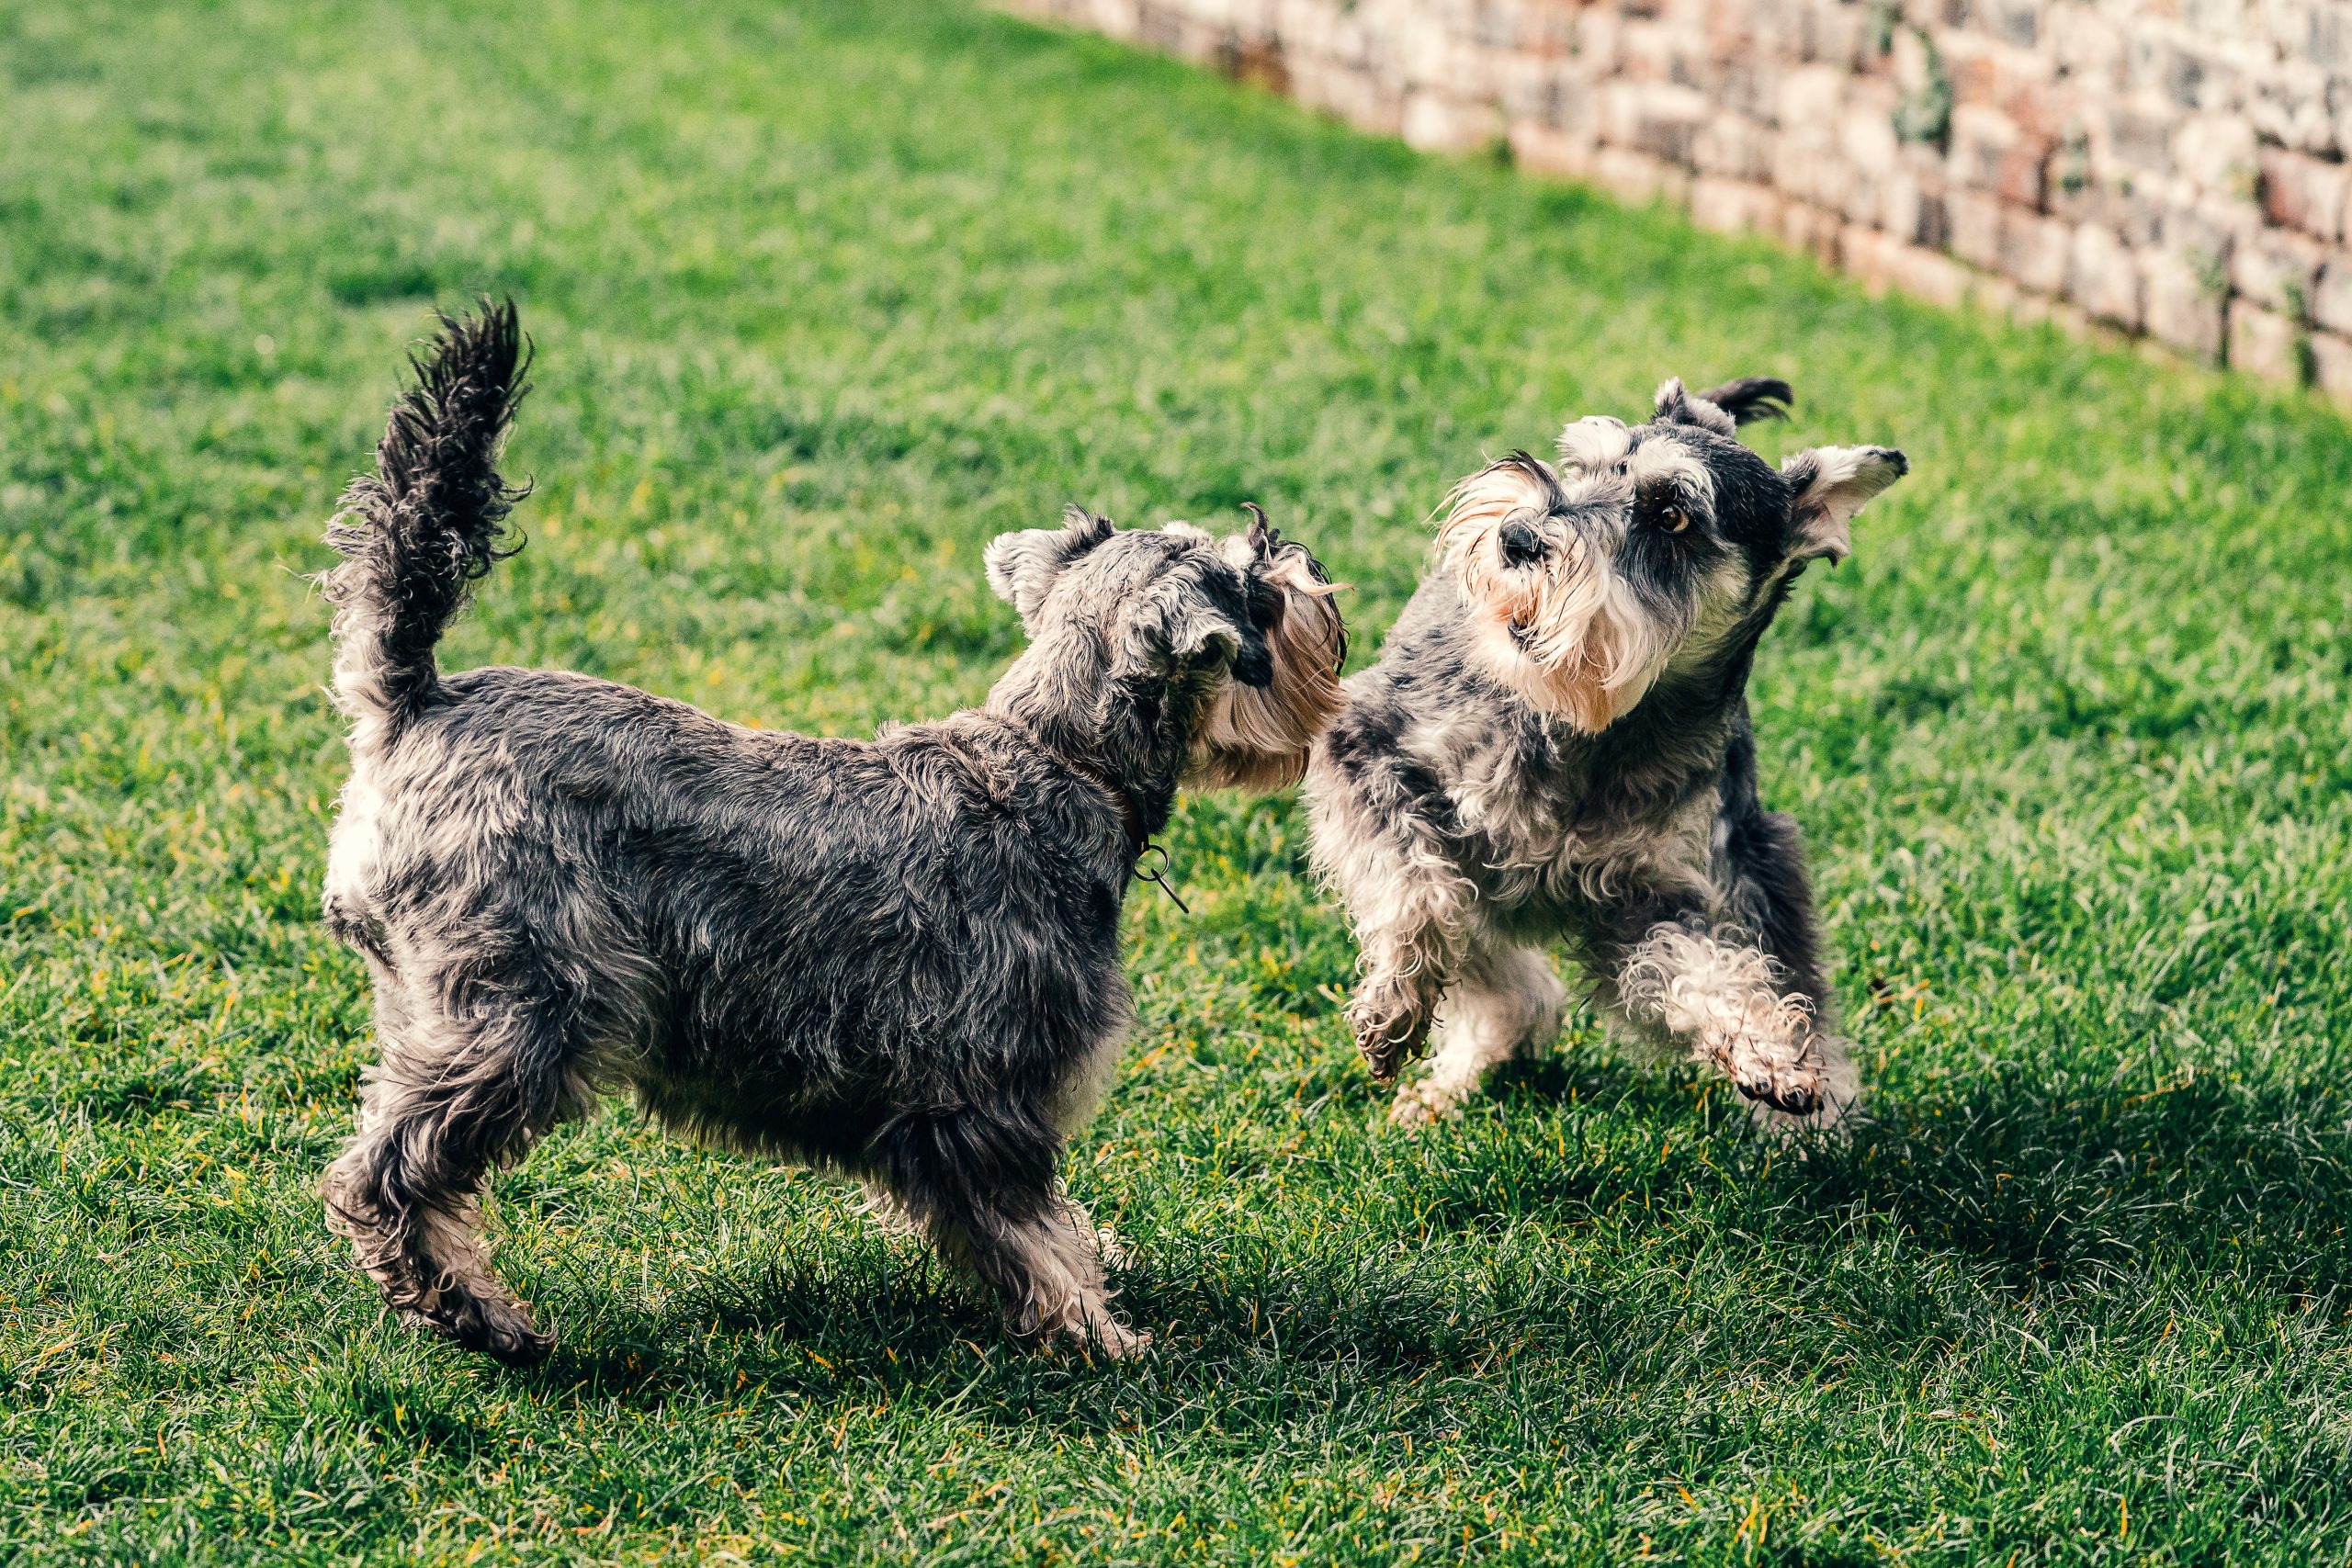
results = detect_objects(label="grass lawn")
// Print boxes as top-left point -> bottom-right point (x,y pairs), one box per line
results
6,0 -> 2352,1560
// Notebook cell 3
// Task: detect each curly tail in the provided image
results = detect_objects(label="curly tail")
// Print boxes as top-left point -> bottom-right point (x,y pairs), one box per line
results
322,299 -> 531,741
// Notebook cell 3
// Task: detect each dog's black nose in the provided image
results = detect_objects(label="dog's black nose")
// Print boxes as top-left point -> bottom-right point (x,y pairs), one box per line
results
1498,519 -> 1545,567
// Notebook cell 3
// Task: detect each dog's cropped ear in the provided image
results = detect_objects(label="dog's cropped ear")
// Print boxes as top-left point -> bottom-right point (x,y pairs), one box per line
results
1781,446 -> 1909,565
1691,376 -> 1793,427
985,505 -> 1114,627
1651,378 -> 1739,437
1116,576 -> 1272,688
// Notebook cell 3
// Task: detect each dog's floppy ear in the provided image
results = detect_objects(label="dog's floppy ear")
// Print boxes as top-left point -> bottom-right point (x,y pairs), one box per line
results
1781,446 -> 1909,565
1116,570 -> 1271,688
985,505 -> 1114,627
1692,376 -> 1793,427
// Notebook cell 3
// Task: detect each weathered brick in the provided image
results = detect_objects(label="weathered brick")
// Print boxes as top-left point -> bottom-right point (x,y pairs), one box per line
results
2094,94 -> 2179,182
2003,209 -> 2076,296
2266,0 -> 2352,73
1840,98 -> 1901,180
1976,0 -> 2041,51
1714,56 -> 1777,122
1574,6 -> 1625,74
1842,224 -> 1895,294
1948,187 -> 2006,269
1591,144 -> 1690,205
2172,115 -> 2258,201
2251,62 -> 2338,156
1600,79 -> 1709,166
2126,27 -> 2241,115
1949,104 -> 2049,209
1774,63 -> 1844,132
2260,147 -> 2349,243
1689,175 -> 1784,234
1802,0 -> 1867,69
2068,222 -> 2144,329
1034,0 -> 2352,395
2227,299 -> 2307,383
2230,227 -> 2324,320
1402,91 -> 1505,152
1883,237 -> 1973,307
2143,251 -> 2228,358
1692,114 -> 1776,182
2309,328 -> 2352,410
1508,119 -> 1599,178
1779,198 -> 1845,266
2046,1 -> 2126,88
1771,124 -> 1849,213
1617,18 -> 1678,84
2311,255 -> 2352,337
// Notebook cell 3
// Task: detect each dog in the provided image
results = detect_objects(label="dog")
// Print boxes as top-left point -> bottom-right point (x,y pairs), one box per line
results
315,303 -> 1346,1360
1304,376 -> 1906,1128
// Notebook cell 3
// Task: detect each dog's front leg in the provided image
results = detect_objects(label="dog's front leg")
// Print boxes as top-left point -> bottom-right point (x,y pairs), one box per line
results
1388,942 -> 1565,1125
1310,784 -> 1479,1084
1605,913 -> 1844,1122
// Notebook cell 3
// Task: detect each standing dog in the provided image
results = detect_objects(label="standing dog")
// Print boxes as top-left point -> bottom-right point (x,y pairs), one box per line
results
1306,377 -> 1906,1127
317,304 -> 1345,1360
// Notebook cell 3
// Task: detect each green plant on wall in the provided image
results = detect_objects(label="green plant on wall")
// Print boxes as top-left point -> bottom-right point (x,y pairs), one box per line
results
1891,23 -> 1952,152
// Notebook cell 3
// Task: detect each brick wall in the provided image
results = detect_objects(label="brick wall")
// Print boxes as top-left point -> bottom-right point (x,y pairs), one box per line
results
1004,0 -> 2352,403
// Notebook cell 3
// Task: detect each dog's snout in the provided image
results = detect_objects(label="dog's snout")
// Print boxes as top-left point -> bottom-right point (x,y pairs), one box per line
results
1498,519 -> 1546,567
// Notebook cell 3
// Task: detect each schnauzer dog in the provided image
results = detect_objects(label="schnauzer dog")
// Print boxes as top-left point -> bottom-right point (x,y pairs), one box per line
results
1305,377 -> 1906,1127
316,303 -> 1345,1360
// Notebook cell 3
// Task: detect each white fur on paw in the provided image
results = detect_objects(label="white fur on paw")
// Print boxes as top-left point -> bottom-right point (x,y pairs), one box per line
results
1082,1315 -> 1151,1359
1747,1043 -> 1861,1138
1387,1078 -> 1465,1127
1093,1225 -> 1134,1271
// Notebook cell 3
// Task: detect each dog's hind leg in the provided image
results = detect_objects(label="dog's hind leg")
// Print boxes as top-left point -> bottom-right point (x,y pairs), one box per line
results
1389,943 -> 1564,1126
873,1107 -> 1144,1359
322,983 -> 583,1362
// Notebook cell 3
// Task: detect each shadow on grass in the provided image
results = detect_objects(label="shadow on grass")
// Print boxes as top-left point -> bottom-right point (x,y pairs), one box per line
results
1453,1053 -> 2352,1303
503,1231 -> 1517,1417
1770,1069 -> 2352,1296
477,1057 -> 2352,1415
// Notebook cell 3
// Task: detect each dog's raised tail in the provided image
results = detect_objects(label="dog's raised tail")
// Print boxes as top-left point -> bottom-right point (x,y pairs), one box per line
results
322,299 -> 531,737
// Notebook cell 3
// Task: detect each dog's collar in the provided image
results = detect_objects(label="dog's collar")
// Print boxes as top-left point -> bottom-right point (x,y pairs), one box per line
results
1059,756 -> 1191,914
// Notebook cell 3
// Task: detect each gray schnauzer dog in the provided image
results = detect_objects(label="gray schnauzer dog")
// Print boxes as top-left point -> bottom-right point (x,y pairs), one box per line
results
1305,377 -> 1906,1128
316,304 -> 1345,1360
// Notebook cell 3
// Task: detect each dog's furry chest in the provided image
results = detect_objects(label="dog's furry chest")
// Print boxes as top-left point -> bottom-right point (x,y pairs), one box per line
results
1448,756 -> 1718,919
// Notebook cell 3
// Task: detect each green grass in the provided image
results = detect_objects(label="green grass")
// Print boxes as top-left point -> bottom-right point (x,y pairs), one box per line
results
6,0 -> 2352,1561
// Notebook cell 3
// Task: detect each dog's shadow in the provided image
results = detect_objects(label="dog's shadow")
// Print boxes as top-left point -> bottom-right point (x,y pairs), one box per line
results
494,1058 -> 2352,1416
512,1227 -> 1504,1416
1463,1053 -> 2352,1302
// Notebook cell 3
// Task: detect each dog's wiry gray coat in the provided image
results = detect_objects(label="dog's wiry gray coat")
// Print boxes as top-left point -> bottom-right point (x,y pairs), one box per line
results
1306,377 -> 1906,1127
316,304 -> 1345,1360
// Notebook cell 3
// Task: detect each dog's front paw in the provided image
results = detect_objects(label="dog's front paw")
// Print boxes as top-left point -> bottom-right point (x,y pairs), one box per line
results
428,1294 -> 555,1365
1349,996 -> 1430,1084
1088,1318 -> 1153,1360
1387,1077 -> 1465,1128
1721,1031 -> 1861,1133
1092,1224 -> 1134,1271
1744,1039 -> 1860,1136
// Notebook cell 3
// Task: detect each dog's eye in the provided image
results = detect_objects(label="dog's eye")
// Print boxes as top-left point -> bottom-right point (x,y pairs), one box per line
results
1661,508 -> 1690,534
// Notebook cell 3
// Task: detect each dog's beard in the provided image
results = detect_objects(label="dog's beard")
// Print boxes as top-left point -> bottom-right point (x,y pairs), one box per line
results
1438,462 -> 1671,735
1185,538 -> 1348,791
